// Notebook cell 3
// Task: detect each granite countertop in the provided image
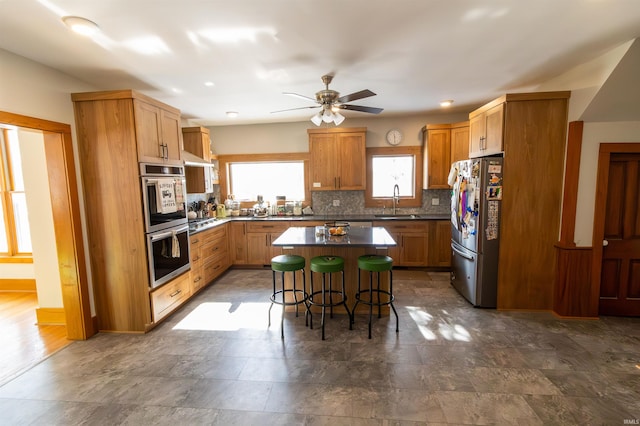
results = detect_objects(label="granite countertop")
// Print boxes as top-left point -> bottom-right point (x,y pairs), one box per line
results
272,226 -> 397,247
188,213 -> 449,234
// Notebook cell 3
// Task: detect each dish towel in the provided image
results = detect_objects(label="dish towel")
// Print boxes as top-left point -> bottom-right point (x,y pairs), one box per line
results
156,179 -> 177,214
171,231 -> 180,258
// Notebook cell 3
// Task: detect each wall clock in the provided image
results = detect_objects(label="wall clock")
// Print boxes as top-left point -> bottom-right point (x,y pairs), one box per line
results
386,129 -> 403,146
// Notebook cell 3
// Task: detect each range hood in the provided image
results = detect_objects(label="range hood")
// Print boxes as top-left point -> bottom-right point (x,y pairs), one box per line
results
182,150 -> 212,167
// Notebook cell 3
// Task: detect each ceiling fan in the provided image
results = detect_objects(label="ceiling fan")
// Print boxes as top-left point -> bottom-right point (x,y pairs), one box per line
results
272,74 -> 383,125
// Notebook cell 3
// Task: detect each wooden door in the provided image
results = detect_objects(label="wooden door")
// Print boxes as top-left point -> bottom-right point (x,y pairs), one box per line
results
337,132 -> 366,190
229,222 -> 248,264
425,128 -> 451,189
468,114 -> 485,158
400,233 -> 428,266
599,153 -> 640,316
483,104 -> 504,155
427,220 -> 452,267
247,232 -> 269,265
134,100 -> 163,162
160,109 -> 183,164
309,133 -> 338,190
450,123 -> 470,164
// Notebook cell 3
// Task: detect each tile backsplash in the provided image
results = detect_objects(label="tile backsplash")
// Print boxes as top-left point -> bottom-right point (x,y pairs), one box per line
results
311,189 -> 450,216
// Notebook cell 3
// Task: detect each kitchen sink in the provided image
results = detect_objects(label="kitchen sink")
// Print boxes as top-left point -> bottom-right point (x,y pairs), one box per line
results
374,214 -> 422,219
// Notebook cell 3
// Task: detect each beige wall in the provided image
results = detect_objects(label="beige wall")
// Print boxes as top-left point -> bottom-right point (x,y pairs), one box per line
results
206,112 -> 468,155
0,48 -> 96,310
18,129 -> 63,307
574,122 -> 640,246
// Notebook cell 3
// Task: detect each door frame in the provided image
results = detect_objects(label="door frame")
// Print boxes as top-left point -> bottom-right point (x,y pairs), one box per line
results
0,111 -> 93,340
590,142 -> 640,315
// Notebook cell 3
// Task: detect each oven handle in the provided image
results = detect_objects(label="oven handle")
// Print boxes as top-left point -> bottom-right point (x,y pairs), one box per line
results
451,243 -> 475,261
150,225 -> 189,242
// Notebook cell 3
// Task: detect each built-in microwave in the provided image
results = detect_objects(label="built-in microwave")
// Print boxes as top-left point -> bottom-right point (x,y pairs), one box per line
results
147,224 -> 190,289
140,163 -> 187,233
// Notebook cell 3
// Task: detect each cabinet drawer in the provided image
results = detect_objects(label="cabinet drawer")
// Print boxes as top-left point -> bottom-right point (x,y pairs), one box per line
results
190,234 -> 204,250
201,224 -> 227,240
246,222 -> 290,233
151,272 -> 191,323
204,251 -> 229,282
375,221 -> 429,232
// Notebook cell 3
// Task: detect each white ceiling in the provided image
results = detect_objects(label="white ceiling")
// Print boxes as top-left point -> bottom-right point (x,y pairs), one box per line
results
1,0 -> 640,126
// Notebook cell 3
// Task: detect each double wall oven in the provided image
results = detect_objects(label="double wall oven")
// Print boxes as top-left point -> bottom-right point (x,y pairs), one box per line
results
140,163 -> 190,289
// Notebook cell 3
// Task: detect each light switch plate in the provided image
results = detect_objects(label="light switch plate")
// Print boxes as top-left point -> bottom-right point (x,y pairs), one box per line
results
333,199 -> 340,207
431,198 -> 440,206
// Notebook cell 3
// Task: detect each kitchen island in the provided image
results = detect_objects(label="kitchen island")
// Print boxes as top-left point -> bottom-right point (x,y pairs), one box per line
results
271,226 -> 396,315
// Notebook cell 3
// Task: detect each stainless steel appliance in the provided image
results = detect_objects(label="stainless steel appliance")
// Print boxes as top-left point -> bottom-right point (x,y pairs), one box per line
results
146,224 -> 190,288
140,163 -> 188,233
450,156 -> 503,307
140,163 -> 190,288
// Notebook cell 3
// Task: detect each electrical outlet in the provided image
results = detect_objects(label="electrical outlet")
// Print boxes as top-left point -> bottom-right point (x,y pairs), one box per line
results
431,198 -> 440,206
333,199 -> 340,207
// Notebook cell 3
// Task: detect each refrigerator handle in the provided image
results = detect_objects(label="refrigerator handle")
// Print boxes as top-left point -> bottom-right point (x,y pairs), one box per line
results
451,243 -> 475,261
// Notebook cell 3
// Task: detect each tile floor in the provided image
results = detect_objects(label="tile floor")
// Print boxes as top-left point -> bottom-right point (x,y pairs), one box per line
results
0,269 -> 638,425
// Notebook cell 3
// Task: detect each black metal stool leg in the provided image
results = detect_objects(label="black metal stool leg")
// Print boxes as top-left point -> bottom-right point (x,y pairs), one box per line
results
321,272 -> 326,340
341,270 -> 353,329
377,271 -> 382,319
280,271 -> 285,339
268,270 -> 275,327
292,270 -> 299,317
390,269 -> 398,332
368,270 -> 373,339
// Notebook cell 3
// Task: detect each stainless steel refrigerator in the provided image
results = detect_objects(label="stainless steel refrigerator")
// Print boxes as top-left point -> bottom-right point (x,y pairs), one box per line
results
450,156 -> 503,308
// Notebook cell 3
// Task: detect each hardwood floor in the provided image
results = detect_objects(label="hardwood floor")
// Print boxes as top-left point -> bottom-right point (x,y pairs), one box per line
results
0,292 -> 70,385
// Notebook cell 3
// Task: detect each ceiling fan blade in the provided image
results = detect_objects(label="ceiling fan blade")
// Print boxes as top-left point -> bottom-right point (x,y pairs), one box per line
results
271,105 -> 321,113
283,92 -> 317,102
339,104 -> 384,114
337,89 -> 376,103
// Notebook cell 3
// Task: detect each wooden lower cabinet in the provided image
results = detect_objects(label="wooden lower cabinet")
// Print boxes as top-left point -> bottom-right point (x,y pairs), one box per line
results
151,271 -> 191,323
246,221 -> 290,265
188,224 -> 230,296
229,222 -> 248,264
374,221 -> 428,267
374,220 -> 451,267
427,220 -> 452,267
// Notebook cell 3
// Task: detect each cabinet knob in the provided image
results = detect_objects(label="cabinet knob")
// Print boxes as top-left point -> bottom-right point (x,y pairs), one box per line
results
603,240 -> 609,247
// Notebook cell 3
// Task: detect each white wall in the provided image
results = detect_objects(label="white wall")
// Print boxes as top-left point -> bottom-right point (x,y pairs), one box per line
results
574,122 -> 640,246
18,129 -> 63,307
0,48 -> 97,310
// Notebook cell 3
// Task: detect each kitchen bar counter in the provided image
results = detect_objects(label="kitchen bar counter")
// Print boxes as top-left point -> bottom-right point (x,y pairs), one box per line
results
271,226 -> 397,248
271,226 -> 396,316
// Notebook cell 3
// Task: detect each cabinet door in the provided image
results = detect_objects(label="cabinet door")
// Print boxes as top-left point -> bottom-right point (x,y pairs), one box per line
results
400,233 -> 428,266
309,134 -> 338,190
469,113 -> 485,158
483,104 -> 504,156
161,109 -> 183,164
247,232 -> 269,265
229,222 -> 248,264
427,220 -> 452,267
182,127 -> 210,161
425,128 -> 451,189
450,124 -> 470,164
134,100 -> 164,162
336,132 -> 366,190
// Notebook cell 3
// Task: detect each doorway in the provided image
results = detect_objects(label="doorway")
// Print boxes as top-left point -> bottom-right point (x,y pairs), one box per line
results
592,143 -> 640,316
0,111 -> 93,340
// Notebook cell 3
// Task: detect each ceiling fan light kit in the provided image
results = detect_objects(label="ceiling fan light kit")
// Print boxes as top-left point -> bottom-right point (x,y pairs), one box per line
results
273,74 -> 383,126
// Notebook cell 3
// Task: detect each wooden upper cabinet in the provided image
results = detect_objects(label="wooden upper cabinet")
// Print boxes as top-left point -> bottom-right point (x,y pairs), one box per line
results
450,121 -> 470,164
308,128 -> 366,191
469,103 -> 504,158
182,126 -> 213,193
134,99 -> 183,164
423,125 -> 451,189
182,126 -> 211,162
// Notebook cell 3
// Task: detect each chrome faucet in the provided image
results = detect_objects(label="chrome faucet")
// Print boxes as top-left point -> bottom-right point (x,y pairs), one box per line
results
392,184 -> 400,215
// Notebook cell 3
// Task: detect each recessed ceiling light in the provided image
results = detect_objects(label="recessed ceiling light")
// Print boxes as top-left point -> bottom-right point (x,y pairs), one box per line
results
62,16 -> 100,36
204,81 -> 215,87
226,111 -> 239,118
440,100 -> 454,107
